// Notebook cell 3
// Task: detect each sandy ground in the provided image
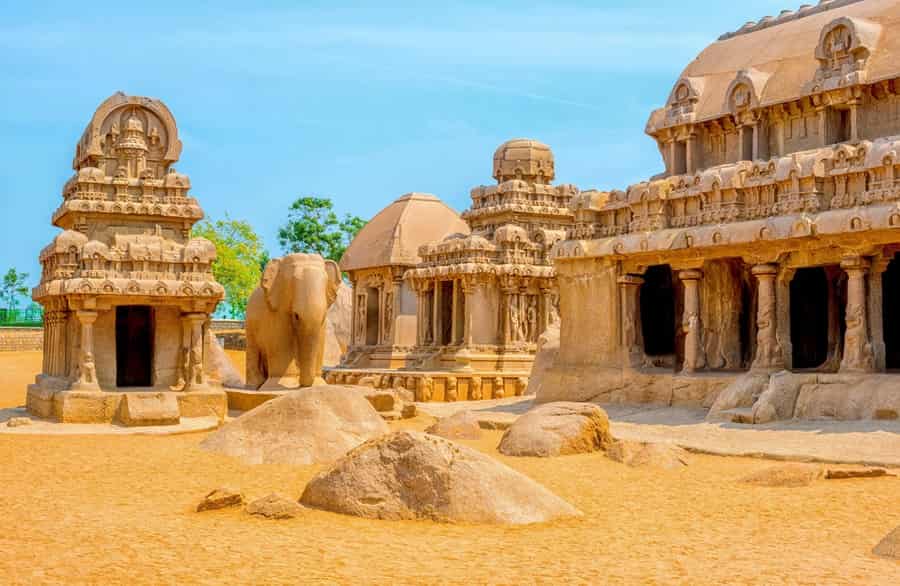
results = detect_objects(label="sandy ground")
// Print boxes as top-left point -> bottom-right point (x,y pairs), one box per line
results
0,351 -> 898,585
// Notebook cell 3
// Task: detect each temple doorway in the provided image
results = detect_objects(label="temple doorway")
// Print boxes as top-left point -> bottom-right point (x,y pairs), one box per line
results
116,305 -> 154,387
640,265 -> 676,359
883,256 -> 900,369
365,288 -> 380,346
790,268 -> 829,369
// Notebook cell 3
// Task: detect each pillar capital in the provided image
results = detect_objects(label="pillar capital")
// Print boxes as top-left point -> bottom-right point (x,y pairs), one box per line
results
76,309 -> 99,324
678,269 -> 703,282
617,274 -> 645,287
751,263 -> 778,278
840,255 -> 870,272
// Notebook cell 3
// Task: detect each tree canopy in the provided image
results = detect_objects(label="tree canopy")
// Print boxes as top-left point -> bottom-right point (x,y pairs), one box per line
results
1,268 -> 29,314
277,196 -> 366,263
193,218 -> 267,319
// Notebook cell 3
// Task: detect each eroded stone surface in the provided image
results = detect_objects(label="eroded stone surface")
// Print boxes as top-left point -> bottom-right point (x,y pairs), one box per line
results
498,402 -> 612,457
246,493 -> 305,519
739,464 -> 823,488
607,440 -> 689,470
200,386 -> 388,465
873,526 -> 900,560
197,487 -> 244,512
425,411 -> 483,440
300,431 -> 581,524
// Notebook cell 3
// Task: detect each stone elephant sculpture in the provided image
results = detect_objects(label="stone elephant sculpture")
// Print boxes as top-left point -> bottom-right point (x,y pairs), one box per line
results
245,253 -> 341,390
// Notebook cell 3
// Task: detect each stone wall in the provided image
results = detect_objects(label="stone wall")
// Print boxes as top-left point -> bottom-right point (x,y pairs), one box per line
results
0,327 -> 44,352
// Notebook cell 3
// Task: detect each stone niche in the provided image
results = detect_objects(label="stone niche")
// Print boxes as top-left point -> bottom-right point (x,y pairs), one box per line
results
26,92 -> 227,425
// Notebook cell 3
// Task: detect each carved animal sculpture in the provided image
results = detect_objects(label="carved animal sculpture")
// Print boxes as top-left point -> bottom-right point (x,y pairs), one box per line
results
246,253 -> 341,390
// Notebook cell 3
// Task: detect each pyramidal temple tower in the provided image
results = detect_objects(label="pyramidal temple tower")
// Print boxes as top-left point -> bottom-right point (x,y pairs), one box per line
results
27,92 -> 227,425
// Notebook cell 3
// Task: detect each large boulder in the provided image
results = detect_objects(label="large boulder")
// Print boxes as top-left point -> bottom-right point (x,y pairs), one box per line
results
323,282 -> 352,366
873,525 -> 900,560
200,385 -> 389,465
300,431 -> 581,525
498,402 -> 612,457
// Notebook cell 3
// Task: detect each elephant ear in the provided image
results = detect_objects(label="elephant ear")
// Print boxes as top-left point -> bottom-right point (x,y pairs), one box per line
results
324,259 -> 341,307
261,257 -> 283,313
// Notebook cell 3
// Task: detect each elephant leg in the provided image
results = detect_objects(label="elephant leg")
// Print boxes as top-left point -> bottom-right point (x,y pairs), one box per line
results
245,332 -> 265,390
298,324 -> 327,388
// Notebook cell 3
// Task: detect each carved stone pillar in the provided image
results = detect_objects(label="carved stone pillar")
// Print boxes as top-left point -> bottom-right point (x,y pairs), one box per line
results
70,310 -> 100,391
618,275 -> 644,369
869,259 -> 889,372
840,256 -> 875,373
540,287 -> 553,334
450,279 -> 459,345
179,312 -> 209,390
751,264 -> 783,370
462,278 -> 475,348
501,289 -> 512,345
432,280 -> 441,347
679,270 -> 705,374
776,267 -> 795,369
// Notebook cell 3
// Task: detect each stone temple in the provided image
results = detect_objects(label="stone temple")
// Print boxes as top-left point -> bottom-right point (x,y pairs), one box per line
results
27,92 -> 227,424
542,0 -> 900,422
328,139 -> 578,401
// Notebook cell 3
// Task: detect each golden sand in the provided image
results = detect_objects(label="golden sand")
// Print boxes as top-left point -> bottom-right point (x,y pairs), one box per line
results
0,351 -> 897,585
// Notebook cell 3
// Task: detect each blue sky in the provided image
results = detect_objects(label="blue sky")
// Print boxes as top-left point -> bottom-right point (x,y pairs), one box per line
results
0,0 -> 792,294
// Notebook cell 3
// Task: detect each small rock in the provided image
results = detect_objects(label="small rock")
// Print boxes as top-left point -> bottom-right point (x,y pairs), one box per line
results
873,525 -> 900,560
401,403 -> 417,419
607,440 -> 688,470
425,411 -> 482,440
824,468 -> 890,480
246,493 -> 305,519
6,417 -> 33,428
196,487 -> 244,512
739,464 -> 823,487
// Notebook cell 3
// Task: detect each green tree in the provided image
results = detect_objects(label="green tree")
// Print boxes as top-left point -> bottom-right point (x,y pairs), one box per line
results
1,268 -> 30,318
277,196 -> 366,262
193,217 -> 267,319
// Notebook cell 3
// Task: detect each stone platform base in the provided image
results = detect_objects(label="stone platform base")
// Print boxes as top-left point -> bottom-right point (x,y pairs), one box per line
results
225,388 -> 285,412
708,371 -> 900,423
323,368 -> 530,402
535,365 -> 737,408
26,385 -> 227,426
226,385 -> 417,420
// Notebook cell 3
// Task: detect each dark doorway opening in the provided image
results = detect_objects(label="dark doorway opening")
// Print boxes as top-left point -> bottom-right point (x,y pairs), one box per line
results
640,265 -> 677,358
365,288 -> 379,346
790,268 -> 829,369
116,305 -> 154,387
439,281 -> 454,346
884,256 -> 900,369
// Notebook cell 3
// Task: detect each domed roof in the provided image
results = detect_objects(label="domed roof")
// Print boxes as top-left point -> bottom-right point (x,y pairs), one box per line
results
340,193 -> 471,272
492,138 -> 555,184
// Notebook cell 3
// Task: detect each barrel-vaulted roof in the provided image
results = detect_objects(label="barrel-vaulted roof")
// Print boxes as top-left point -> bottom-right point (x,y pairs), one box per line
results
648,0 -> 900,134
